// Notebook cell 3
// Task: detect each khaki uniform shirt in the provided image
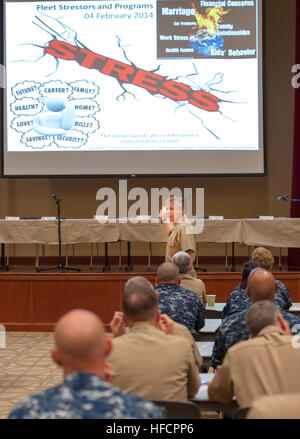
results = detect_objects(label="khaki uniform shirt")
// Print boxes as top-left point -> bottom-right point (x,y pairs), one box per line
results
208,325 -> 300,407
109,324 -> 200,401
247,393 -> 300,419
180,273 -> 207,306
165,218 -> 196,275
173,321 -> 203,370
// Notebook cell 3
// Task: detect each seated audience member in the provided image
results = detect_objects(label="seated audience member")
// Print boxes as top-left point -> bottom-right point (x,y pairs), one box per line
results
251,247 -> 292,310
210,268 -> 300,369
111,309 -> 203,371
172,251 -> 207,306
223,253 -> 292,319
222,261 -> 259,318
108,277 -> 200,401
247,393 -> 300,419
155,262 -> 205,332
8,310 -> 163,419
208,300 -> 300,407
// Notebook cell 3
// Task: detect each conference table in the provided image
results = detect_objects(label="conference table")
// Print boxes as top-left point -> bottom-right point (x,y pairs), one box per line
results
0,217 -> 300,270
205,303 -> 225,319
196,342 -> 214,367
289,303 -> 300,317
204,303 -> 300,319
204,302 -> 300,316
193,373 -> 238,414
193,319 -> 221,342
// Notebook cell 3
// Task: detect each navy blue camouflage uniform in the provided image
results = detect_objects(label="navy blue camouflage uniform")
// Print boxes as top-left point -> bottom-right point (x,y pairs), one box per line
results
222,280 -> 292,319
8,371 -> 164,419
155,284 -> 205,332
210,308 -> 300,369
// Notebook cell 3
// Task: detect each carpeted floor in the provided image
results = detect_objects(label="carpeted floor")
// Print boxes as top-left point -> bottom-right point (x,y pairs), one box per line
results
0,332 -> 219,419
0,332 -> 62,419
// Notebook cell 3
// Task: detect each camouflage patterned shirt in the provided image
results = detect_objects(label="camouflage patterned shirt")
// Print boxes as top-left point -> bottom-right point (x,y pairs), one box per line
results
222,280 -> 293,319
210,308 -> 300,369
8,372 -> 164,419
155,284 -> 205,332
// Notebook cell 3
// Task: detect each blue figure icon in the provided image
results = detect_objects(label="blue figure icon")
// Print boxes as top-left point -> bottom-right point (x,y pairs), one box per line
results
33,96 -> 76,135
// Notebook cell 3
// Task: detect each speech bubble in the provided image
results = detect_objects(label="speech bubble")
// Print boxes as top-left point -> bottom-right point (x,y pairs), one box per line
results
70,80 -> 100,100
10,98 -> 44,116
39,80 -> 73,99
20,129 -> 52,149
11,81 -> 42,100
11,115 -> 35,133
54,129 -> 88,149
70,99 -> 100,117
73,116 -> 100,134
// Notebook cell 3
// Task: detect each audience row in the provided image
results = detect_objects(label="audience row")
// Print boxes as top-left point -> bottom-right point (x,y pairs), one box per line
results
7,246 -> 300,419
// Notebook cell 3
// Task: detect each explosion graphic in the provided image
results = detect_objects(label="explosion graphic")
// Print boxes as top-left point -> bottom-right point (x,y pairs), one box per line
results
189,4 -> 231,56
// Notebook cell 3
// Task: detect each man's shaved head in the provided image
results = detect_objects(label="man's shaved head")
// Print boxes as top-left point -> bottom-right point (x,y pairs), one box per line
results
54,309 -> 106,365
157,262 -> 180,284
246,268 -> 276,303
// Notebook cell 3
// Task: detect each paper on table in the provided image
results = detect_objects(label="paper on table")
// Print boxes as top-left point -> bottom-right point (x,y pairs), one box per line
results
194,382 -> 209,401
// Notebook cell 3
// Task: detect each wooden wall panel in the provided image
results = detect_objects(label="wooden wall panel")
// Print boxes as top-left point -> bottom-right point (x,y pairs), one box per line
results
0,280 -> 32,322
31,279 -> 123,324
0,271 -> 299,331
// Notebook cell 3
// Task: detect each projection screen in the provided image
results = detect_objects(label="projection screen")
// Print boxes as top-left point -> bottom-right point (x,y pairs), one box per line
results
1,0 -> 264,176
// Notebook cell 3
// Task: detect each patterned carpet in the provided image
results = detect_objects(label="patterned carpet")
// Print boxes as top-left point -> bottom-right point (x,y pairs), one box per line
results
0,332 -> 218,419
0,332 -> 62,419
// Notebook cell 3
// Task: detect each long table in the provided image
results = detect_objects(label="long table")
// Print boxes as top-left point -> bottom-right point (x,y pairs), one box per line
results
193,373 -> 238,414
196,342 -> 214,367
192,319 -> 221,342
204,303 -> 300,319
0,218 -> 299,245
205,303 -> 225,319
0,218 -> 299,270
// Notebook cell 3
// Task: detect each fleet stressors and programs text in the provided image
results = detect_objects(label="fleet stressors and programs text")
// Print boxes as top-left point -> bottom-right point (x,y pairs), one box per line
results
36,3 -> 154,11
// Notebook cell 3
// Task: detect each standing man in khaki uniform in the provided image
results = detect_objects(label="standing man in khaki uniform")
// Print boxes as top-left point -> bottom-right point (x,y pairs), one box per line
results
159,197 -> 196,276
108,276 -> 200,401
208,300 -> 300,407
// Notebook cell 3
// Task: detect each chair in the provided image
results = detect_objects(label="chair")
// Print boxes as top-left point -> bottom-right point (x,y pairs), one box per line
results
232,406 -> 250,419
151,400 -> 201,419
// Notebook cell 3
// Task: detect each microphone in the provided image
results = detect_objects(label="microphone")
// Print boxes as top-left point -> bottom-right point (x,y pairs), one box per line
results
277,195 -> 300,202
51,194 -> 61,202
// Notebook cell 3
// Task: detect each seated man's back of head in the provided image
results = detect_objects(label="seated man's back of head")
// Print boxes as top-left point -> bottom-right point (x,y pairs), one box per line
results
209,300 -> 300,406
9,309 -> 163,419
155,263 -> 205,332
109,276 -> 200,400
172,251 -> 207,305
210,269 -> 300,368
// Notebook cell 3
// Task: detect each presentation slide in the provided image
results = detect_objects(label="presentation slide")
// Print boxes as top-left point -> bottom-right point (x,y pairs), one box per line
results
2,0 -> 264,176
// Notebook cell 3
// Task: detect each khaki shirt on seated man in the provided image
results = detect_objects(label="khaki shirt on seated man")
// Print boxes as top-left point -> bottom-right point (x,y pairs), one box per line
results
108,277 -> 201,401
247,393 -> 300,419
208,300 -> 300,407
172,251 -> 207,306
